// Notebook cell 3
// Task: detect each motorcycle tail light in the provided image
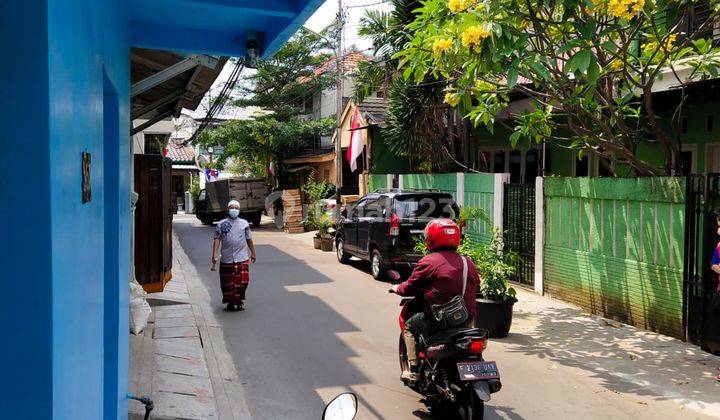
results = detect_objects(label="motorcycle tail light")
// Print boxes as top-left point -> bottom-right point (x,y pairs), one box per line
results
388,212 -> 400,236
467,339 -> 486,355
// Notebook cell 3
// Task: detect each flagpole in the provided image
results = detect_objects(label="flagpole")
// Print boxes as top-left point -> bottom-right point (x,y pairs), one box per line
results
334,0 -> 344,221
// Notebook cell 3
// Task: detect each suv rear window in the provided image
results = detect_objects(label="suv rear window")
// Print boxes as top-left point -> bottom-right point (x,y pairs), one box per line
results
394,194 -> 457,219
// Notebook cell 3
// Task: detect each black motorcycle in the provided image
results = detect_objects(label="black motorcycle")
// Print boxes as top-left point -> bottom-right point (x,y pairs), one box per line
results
388,271 -> 502,419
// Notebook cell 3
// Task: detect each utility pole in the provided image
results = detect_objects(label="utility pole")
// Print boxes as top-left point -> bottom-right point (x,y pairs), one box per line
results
334,0 -> 344,220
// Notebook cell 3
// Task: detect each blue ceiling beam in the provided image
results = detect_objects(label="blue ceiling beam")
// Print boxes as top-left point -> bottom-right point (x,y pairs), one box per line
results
131,22 -> 246,56
262,0 -> 325,58
167,0 -> 298,19
175,0 -> 297,18
130,0 -> 323,59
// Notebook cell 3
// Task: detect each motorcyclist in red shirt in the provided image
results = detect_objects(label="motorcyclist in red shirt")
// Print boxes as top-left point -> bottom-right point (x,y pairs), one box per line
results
390,218 -> 480,382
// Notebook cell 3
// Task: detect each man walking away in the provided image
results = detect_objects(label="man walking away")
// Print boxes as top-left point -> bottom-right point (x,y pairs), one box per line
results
211,200 -> 257,311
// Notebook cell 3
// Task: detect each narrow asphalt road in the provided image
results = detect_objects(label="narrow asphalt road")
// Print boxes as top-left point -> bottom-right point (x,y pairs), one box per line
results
174,215 -> 429,420
174,214 -> 716,420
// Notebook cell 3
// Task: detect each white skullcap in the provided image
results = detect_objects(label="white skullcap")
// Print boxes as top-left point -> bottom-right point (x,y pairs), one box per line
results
228,200 -> 240,207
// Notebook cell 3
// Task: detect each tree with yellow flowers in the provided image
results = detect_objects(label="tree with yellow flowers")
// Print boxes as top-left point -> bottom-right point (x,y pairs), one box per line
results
397,0 -> 720,175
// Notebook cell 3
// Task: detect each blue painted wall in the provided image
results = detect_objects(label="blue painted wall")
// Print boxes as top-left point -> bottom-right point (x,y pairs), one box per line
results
0,0 -> 130,418
47,0 -> 130,418
0,1 -> 53,418
0,0 -> 321,418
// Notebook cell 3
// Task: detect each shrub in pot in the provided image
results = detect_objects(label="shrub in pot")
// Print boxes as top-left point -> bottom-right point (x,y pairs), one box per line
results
318,213 -> 334,252
459,228 -> 518,338
415,207 -> 517,338
301,172 -> 333,249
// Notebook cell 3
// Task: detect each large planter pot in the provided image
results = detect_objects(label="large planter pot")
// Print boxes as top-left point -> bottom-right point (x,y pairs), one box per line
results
475,298 -> 515,338
313,236 -> 322,250
320,237 -> 334,252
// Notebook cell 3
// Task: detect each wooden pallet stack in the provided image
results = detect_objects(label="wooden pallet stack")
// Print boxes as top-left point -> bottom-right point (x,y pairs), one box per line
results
282,189 -> 305,233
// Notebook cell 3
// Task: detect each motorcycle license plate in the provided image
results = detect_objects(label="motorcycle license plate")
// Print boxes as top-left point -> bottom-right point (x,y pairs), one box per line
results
457,361 -> 499,381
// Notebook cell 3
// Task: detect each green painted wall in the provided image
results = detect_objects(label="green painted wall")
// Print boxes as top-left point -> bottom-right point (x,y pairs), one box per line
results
472,125 -> 575,176
403,173 -> 458,197
471,101 -> 720,177
401,172 -> 495,244
370,128 -> 415,174
368,174 -> 387,191
543,177 -> 686,338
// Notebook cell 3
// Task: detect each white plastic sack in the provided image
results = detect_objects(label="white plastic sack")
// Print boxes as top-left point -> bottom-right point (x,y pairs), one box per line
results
130,278 -> 152,335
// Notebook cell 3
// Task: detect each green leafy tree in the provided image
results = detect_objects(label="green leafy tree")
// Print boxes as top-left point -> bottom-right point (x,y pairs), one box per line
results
398,0 -> 720,175
196,117 -> 334,178
354,0 -> 456,170
198,27 -> 338,179
234,27 -> 336,120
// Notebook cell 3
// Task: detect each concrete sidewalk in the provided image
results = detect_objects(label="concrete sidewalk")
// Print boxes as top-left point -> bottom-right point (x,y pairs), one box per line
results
128,243 -> 218,419
506,288 -> 720,417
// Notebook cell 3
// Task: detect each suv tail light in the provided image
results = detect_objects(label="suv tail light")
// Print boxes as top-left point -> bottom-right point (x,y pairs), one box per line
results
467,339 -> 486,355
388,212 -> 400,236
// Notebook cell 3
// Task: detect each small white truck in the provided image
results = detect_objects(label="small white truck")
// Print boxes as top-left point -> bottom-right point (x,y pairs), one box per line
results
196,178 -> 268,226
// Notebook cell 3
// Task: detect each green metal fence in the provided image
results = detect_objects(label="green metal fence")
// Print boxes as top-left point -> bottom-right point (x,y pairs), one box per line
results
464,173 -> 495,244
543,177 -> 686,338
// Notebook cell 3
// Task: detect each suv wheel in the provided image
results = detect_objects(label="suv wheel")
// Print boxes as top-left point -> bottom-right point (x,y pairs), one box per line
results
370,249 -> 387,280
336,238 -> 350,263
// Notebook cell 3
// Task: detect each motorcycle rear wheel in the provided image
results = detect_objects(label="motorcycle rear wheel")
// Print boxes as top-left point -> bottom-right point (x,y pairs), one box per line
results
458,389 -> 484,420
398,334 -> 409,374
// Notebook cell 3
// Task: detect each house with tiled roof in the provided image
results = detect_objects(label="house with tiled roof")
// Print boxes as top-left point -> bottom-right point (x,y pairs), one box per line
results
281,49 -> 374,193
163,137 -> 199,212
331,96 -> 414,194
297,49 -> 371,144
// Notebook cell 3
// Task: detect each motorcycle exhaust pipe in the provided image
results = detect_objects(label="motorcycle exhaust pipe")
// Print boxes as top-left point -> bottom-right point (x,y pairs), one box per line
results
488,379 -> 502,393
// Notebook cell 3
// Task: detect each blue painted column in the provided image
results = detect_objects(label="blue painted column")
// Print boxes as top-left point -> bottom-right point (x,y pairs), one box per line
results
0,1 -> 53,417
1,0 -> 131,418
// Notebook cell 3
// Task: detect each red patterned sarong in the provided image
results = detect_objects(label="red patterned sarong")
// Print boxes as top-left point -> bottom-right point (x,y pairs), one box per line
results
219,261 -> 249,304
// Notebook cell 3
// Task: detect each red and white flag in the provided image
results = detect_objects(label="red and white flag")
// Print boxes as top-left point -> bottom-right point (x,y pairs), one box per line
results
345,107 -> 364,172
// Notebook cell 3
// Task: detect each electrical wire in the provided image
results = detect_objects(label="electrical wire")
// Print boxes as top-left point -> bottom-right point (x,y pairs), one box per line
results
347,0 -> 390,8
184,59 -> 246,146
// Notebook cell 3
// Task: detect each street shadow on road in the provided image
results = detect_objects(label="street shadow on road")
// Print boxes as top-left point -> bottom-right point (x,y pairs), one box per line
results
498,305 -> 720,413
175,219 -> 396,419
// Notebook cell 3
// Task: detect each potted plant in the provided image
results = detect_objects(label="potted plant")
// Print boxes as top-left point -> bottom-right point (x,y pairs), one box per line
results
459,228 -> 518,338
301,172 -> 333,250
318,213 -> 334,252
455,206 -> 491,236
301,218 -> 322,249
415,207 -> 518,338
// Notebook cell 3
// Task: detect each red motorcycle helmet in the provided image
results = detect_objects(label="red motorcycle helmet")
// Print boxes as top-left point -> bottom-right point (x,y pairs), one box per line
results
424,218 -> 461,251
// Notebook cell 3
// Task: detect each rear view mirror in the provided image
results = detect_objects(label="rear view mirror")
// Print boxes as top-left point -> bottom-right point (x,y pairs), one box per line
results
387,270 -> 401,281
322,393 -> 357,420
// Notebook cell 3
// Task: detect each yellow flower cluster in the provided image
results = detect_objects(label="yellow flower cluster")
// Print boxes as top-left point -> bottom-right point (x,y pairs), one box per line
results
474,80 -> 496,92
666,33 -> 678,47
448,0 -> 476,13
461,25 -> 492,52
607,0 -> 644,20
642,34 -> 677,55
609,59 -> 623,71
433,38 -> 454,56
444,91 -> 462,107
642,41 -> 656,55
